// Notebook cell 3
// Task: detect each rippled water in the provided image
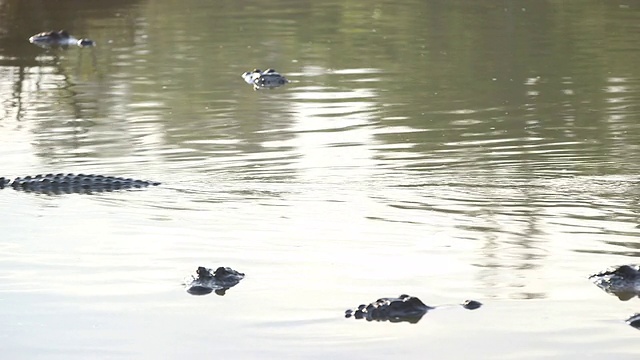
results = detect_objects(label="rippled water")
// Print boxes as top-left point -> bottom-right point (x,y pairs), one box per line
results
2,0 -> 640,358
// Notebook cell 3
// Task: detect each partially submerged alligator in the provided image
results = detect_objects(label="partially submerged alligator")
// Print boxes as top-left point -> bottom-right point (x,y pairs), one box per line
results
345,294 -> 482,323
241,69 -> 289,90
0,173 -> 159,195
186,266 -> 245,296
589,264 -> 640,301
590,264 -> 640,329
626,313 -> 640,329
29,30 -> 95,48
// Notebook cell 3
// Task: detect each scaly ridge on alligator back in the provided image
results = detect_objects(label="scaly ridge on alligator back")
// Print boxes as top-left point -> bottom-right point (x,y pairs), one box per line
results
0,173 -> 160,195
344,294 -> 481,323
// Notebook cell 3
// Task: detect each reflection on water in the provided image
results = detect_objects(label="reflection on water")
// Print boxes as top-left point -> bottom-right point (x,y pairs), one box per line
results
1,0 -> 640,359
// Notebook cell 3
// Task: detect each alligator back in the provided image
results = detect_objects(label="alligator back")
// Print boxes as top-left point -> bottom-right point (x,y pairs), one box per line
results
0,173 -> 160,195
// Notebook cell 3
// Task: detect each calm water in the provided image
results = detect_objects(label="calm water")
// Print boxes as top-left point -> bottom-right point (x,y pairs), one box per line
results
1,0 -> 640,358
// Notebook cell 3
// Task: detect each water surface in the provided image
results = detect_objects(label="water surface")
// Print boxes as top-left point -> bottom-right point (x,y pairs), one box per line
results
1,0 -> 640,358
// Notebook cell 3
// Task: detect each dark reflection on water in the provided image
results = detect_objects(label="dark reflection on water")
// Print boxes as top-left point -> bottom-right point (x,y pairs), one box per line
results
2,0 -> 640,359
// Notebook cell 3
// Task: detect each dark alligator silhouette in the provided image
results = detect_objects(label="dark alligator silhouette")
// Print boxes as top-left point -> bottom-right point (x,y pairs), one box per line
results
627,313 -> 640,329
345,294 -> 482,323
0,173 -> 159,195
590,264 -> 640,329
186,266 -> 245,296
589,264 -> 640,301
241,69 -> 289,90
29,30 -> 96,48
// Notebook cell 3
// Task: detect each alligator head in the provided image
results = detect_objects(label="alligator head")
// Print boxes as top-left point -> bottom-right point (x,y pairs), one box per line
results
589,264 -> 640,301
29,30 -> 95,48
241,68 -> 289,90
187,266 -> 245,296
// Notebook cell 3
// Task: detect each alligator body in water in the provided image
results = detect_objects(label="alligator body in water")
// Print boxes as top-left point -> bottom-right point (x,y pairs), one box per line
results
0,173 -> 160,195
241,69 -> 289,90
590,264 -> 640,330
589,264 -> 640,301
344,294 -> 482,323
29,30 -> 95,48
186,266 -> 245,296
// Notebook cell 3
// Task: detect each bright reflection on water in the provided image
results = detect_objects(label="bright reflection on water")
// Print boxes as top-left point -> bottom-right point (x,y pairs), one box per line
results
1,0 -> 640,359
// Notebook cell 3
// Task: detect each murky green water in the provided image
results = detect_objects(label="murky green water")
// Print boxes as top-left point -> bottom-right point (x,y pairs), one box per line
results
1,0 -> 640,358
